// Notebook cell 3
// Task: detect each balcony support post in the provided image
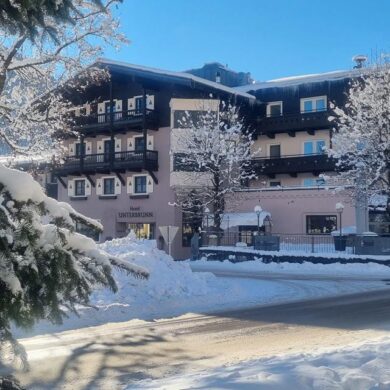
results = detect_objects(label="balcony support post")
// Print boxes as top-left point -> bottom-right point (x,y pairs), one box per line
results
147,170 -> 158,184
55,175 -> 67,189
85,174 -> 95,188
109,78 -> 115,170
80,133 -> 85,171
142,88 -> 147,166
115,171 -> 126,186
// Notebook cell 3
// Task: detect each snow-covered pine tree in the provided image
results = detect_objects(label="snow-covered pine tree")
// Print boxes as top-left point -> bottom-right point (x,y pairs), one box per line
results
0,0 -> 107,42
329,65 -> 390,219
0,165 -> 148,367
0,1 -> 148,367
172,102 -> 256,233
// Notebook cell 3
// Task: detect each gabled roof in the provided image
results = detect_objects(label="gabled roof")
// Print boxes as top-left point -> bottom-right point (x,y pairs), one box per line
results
235,68 -> 366,92
96,58 -> 255,100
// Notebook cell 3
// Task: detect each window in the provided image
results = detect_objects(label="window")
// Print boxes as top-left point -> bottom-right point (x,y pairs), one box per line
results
103,178 -> 115,195
134,136 -> 145,152
269,144 -> 281,158
303,178 -> 326,187
306,215 -> 337,234
74,179 -> 85,196
266,102 -> 283,117
134,176 -> 147,194
76,221 -> 99,241
75,142 -> 85,157
135,97 -> 144,114
300,96 -> 327,113
269,181 -> 281,187
304,140 -> 326,155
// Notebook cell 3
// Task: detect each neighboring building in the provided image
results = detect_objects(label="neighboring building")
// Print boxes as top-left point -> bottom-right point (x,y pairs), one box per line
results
228,70 -> 362,237
186,62 -> 253,87
53,59 -> 254,259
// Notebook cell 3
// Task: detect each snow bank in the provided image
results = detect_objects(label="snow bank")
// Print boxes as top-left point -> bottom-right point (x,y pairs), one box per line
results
14,236 -> 388,338
133,336 -> 390,389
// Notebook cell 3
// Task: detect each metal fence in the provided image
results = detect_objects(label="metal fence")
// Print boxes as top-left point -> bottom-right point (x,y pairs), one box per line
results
200,231 -> 353,254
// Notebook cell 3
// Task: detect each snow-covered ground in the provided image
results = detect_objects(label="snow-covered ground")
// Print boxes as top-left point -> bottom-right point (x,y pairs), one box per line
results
132,336 -> 390,390
14,236 -> 390,338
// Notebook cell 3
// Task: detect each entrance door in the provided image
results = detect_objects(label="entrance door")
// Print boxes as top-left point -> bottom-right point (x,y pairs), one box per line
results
128,223 -> 155,239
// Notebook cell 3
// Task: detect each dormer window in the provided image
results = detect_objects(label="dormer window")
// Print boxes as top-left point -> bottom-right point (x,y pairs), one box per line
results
300,96 -> 327,113
266,101 -> 283,117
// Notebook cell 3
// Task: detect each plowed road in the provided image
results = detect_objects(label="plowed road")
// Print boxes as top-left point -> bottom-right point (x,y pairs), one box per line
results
8,287 -> 390,390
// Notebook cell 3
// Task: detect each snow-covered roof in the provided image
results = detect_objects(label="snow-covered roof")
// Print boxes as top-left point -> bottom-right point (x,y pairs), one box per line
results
96,58 -> 255,100
220,211 -> 271,229
235,68 -> 367,92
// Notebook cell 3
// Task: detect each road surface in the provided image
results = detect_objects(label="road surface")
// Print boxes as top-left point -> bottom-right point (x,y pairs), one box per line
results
5,287 -> 390,390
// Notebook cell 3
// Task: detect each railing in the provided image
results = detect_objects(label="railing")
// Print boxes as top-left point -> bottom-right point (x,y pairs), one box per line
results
256,110 -> 329,134
252,153 -> 336,174
58,150 -> 158,173
200,232 -> 352,254
74,109 -> 157,128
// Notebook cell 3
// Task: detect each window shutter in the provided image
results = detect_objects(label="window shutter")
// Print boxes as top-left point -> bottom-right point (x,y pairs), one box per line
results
84,103 -> 91,115
128,97 -> 135,112
67,179 -> 74,197
146,95 -> 154,109
114,177 -> 122,195
96,178 -> 103,195
115,99 -> 122,112
97,140 -> 103,153
85,141 -> 92,155
85,179 -> 91,196
127,136 -> 134,151
68,142 -> 75,156
115,138 -> 122,152
147,135 -> 154,150
127,176 -> 134,194
147,175 -> 154,194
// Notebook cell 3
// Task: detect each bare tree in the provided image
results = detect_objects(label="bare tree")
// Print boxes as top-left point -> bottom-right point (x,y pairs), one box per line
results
172,102 -> 256,233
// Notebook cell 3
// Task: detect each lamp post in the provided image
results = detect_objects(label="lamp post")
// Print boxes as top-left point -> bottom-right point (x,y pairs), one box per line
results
336,202 -> 344,237
254,205 -> 262,234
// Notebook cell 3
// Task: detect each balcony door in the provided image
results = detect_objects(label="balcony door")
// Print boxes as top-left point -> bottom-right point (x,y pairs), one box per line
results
104,139 -> 112,162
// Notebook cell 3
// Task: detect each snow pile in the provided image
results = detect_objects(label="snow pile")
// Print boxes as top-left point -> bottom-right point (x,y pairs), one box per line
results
14,236 -> 389,338
133,337 -> 390,389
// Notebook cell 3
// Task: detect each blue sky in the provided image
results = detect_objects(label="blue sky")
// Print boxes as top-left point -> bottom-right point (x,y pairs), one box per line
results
104,0 -> 390,82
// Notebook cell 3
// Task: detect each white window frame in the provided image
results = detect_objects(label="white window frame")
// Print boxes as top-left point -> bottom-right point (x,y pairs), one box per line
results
302,139 -> 326,155
74,178 -> 87,197
266,101 -> 283,117
300,96 -> 327,113
102,176 -> 116,196
133,174 -> 148,195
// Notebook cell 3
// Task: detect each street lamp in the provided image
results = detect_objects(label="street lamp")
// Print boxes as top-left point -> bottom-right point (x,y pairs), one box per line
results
254,205 -> 262,234
204,207 -> 210,232
336,202 -> 344,237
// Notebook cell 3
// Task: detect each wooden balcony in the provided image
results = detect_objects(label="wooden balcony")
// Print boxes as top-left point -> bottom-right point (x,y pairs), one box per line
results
255,110 -> 330,136
73,109 -> 159,135
55,150 -> 158,175
252,153 -> 337,176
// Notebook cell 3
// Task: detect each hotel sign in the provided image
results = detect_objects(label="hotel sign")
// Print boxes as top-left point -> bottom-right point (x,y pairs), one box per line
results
118,206 -> 154,220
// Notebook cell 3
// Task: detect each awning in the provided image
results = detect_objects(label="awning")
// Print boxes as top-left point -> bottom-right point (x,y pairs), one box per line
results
220,211 -> 271,229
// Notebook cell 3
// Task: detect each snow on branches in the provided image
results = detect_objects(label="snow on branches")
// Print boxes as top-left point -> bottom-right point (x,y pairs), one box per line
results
0,0 -> 127,157
329,66 -> 390,211
0,165 -> 148,366
172,101 -> 256,231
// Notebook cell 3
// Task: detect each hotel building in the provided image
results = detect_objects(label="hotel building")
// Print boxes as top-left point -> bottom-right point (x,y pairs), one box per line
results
53,60 -> 385,259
